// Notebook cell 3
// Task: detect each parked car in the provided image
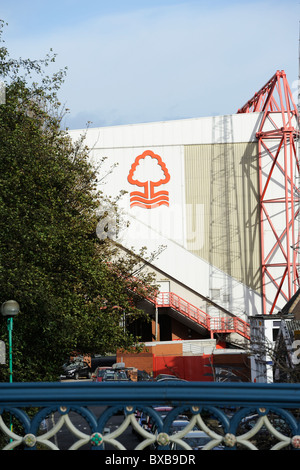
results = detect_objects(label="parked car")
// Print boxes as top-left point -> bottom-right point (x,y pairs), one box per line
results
137,370 -> 151,381
60,359 -> 92,380
117,367 -> 151,382
154,374 -> 187,382
134,410 -> 148,430
92,365 -> 151,383
147,408 -> 189,435
145,406 -> 174,433
149,412 -> 196,450
133,406 -> 174,438
102,369 -> 130,382
172,430 -> 224,450
156,377 -> 187,382
92,366 -> 112,382
237,413 -> 292,449
154,374 -> 178,381
169,419 -> 195,434
239,414 -> 260,432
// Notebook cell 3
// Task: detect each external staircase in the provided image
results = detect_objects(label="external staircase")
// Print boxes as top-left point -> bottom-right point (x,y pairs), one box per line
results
153,291 -> 250,340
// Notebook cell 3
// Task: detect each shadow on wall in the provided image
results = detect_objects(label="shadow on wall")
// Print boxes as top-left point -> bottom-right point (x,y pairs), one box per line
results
184,116 -> 261,313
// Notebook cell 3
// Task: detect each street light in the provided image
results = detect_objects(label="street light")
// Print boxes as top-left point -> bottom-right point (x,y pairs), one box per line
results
1,300 -> 20,383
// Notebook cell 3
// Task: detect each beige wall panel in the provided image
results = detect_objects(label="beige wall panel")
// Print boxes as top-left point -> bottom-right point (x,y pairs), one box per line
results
184,142 -> 261,292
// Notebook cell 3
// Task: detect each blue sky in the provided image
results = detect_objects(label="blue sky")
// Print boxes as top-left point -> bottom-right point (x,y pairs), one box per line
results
1,0 -> 299,129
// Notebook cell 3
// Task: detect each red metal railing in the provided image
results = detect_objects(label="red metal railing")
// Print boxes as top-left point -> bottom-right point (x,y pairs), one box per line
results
126,268 -> 250,339
156,292 -> 209,330
209,316 -> 250,340
155,292 -> 250,340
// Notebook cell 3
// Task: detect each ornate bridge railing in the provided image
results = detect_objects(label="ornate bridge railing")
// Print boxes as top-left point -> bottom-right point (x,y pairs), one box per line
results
1,381 -> 300,451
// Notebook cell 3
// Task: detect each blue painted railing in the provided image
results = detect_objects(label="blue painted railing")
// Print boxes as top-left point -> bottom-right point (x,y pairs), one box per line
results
1,381 -> 300,450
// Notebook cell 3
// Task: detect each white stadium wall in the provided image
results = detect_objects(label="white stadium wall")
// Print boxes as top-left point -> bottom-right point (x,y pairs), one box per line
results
69,111 -> 294,321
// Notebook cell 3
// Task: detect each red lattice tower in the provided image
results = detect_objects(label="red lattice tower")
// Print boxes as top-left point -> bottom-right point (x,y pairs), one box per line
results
238,70 -> 300,314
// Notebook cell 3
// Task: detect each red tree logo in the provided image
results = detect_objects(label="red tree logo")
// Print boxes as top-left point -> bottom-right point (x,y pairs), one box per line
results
127,150 -> 170,209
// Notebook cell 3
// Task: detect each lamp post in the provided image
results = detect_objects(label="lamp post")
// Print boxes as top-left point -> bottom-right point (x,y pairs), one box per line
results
1,300 -> 20,383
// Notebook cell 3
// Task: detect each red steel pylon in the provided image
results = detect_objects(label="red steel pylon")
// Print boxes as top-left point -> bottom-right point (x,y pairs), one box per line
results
238,70 -> 300,314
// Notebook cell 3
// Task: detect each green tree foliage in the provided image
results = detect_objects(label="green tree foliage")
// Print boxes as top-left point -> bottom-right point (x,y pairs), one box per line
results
0,21 -> 156,381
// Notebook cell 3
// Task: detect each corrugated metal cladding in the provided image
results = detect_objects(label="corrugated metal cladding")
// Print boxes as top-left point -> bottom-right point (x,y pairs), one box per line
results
184,142 -> 261,293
